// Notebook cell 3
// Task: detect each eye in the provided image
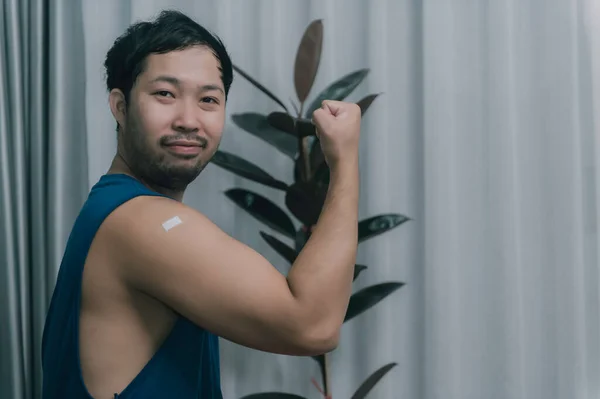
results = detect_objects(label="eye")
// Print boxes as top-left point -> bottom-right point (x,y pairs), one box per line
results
155,90 -> 174,98
201,97 -> 219,104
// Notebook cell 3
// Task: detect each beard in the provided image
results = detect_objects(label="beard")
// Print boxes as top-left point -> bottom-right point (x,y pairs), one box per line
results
120,113 -> 213,192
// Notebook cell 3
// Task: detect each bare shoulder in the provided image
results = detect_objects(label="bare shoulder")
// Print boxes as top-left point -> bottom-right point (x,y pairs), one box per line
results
103,194 -> 232,262
104,195 -> 211,239
101,194 -> 242,292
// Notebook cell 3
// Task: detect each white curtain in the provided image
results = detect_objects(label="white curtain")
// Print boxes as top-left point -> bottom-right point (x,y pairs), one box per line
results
82,1 -> 600,398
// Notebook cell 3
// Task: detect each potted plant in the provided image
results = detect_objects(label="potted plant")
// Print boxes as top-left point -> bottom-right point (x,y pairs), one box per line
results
211,19 -> 409,399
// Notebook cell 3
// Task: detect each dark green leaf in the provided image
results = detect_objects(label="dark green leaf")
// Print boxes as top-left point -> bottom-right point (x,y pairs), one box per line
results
358,214 -> 410,243
354,264 -> 368,281
267,112 -> 316,138
231,113 -> 297,159
345,282 -> 404,322
285,182 -> 326,226
259,232 -> 297,264
305,69 -> 370,118
241,393 -> 307,399
294,20 -> 323,103
211,151 -> 288,191
293,156 -> 303,183
267,112 -> 295,135
350,363 -> 398,399
296,118 -> 316,137
312,161 -> 330,186
357,93 -> 381,116
225,189 -> 296,239
233,64 -> 289,112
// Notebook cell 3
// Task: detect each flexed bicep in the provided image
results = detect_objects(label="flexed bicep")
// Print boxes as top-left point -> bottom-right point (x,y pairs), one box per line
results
103,196 -> 334,356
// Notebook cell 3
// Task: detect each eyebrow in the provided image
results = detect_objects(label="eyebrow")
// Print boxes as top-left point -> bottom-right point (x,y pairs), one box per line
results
149,75 -> 224,95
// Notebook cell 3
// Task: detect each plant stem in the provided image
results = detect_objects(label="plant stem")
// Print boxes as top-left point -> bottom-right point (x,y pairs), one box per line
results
323,353 -> 331,397
297,103 -> 311,181
302,138 -> 311,180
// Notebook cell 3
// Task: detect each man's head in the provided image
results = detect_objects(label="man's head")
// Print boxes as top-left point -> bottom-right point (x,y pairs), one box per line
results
105,10 -> 233,192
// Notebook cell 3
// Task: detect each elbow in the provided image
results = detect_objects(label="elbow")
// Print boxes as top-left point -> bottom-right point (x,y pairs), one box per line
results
317,329 -> 340,354
280,303 -> 341,356
295,323 -> 340,356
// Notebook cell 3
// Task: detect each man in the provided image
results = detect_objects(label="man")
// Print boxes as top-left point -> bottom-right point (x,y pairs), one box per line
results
42,10 -> 361,399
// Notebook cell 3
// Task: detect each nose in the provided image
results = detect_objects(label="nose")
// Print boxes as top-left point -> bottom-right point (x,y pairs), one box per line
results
173,99 -> 201,133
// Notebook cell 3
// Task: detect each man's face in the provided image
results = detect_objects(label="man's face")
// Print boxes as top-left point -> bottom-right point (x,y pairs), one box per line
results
119,46 -> 226,191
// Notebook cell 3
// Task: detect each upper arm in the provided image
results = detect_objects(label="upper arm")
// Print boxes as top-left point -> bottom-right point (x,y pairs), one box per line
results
103,196 -> 327,355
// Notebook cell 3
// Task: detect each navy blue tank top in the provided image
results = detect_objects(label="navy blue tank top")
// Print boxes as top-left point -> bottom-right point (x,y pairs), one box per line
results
42,173 -> 223,398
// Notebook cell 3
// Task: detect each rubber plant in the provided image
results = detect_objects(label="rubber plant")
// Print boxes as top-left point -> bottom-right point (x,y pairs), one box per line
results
210,19 -> 409,399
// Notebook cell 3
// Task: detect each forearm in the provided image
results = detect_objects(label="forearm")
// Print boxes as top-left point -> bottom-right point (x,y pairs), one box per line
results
287,158 -> 359,334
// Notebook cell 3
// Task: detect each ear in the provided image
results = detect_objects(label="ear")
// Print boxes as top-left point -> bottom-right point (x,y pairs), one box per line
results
109,89 -> 127,131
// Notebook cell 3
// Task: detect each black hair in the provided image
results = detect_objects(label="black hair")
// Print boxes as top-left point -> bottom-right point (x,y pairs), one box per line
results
104,10 -> 233,105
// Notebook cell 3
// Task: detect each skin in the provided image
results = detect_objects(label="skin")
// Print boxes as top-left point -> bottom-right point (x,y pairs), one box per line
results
108,46 -> 226,200
79,45 -> 361,398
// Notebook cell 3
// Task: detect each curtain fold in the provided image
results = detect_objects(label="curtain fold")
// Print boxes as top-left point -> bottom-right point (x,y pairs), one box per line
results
0,1 -> 88,398
421,1 -> 600,398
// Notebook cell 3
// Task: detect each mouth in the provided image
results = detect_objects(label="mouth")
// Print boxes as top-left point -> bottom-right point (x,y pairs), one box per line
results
165,139 -> 206,147
163,140 -> 206,156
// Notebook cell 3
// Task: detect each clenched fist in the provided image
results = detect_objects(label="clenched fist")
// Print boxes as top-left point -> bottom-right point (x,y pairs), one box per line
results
312,100 -> 361,170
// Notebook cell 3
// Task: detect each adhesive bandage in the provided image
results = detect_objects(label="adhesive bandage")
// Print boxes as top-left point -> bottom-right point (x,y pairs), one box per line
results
162,216 -> 183,232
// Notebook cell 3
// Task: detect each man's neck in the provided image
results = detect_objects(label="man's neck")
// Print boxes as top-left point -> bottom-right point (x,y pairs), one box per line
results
107,154 -> 186,202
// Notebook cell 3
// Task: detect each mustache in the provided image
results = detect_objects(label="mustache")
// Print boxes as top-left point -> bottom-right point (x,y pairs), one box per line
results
160,135 -> 208,147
